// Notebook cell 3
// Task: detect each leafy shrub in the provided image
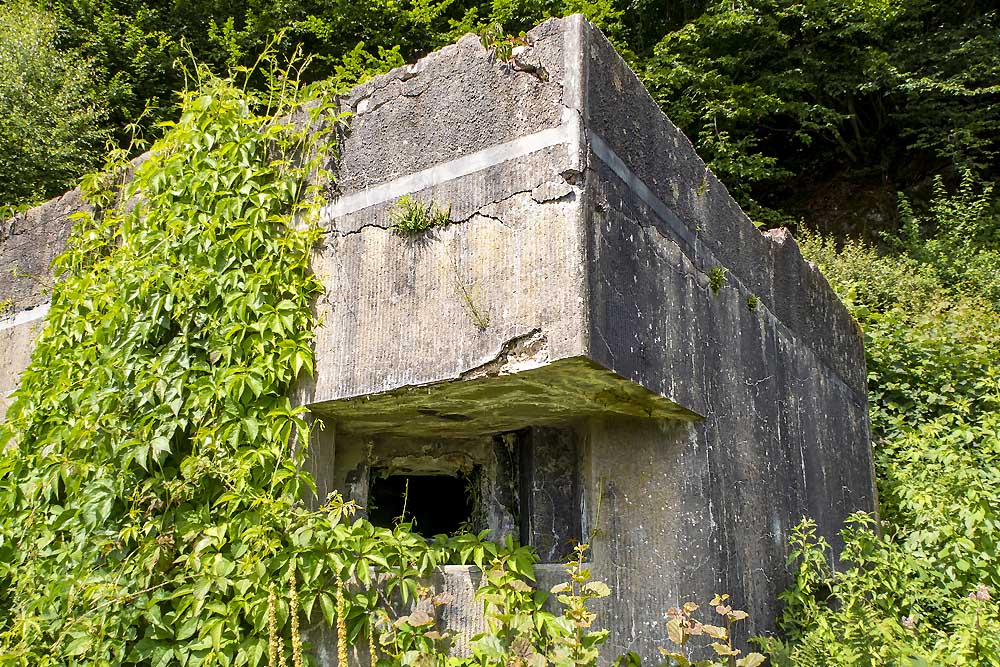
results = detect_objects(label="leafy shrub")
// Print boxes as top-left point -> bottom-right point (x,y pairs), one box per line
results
796,229 -> 943,319
892,170 -> 1000,307
468,543 -> 611,667
763,518 -> 1000,667
657,596 -> 765,667
778,182 -> 1000,666
0,51 -> 342,665
863,300 -> 1000,439
798,198 -> 1000,443
880,409 -> 1000,607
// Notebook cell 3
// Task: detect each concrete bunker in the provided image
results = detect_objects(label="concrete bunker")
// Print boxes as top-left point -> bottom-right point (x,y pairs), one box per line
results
290,13 -> 878,658
303,327 -> 705,565
0,13 -> 878,664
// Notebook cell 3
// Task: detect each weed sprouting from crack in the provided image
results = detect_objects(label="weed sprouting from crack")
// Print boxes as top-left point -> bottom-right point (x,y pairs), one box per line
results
389,195 -> 451,234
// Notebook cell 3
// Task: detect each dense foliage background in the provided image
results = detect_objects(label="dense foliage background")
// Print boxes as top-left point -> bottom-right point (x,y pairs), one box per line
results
2,0 -> 998,226
1,0 -> 999,665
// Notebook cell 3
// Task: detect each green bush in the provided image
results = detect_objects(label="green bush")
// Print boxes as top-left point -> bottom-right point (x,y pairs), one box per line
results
764,517 -> 1000,667
776,183 -> 1000,666
796,228 -> 942,318
893,170 -> 1000,307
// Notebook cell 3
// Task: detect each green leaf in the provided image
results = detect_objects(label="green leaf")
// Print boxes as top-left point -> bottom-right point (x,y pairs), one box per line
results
151,645 -> 175,667
177,614 -> 200,641
65,636 -> 91,656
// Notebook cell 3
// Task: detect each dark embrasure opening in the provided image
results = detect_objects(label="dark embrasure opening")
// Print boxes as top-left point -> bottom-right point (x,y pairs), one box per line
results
367,473 -> 474,537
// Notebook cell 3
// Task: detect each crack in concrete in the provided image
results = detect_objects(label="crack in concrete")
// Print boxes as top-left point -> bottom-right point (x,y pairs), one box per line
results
464,210 -> 509,228
401,78 -> 431,98
352,89 -> 399,117
327,220 -> 388,238
451,188 -> 534,226
593,321 -> 618,367
327,181 -> 577,237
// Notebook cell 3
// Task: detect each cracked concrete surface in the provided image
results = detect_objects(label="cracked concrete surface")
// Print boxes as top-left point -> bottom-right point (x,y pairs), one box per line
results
331,31 -> 568,197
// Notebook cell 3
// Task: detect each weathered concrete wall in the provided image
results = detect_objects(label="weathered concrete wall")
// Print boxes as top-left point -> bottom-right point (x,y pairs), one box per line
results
1,190 -> 87,313
0,190 -> 88,420
574,27 -> 872,653
581,30 -> 866,401
298,24 -> 591,411
0,315 -> 46,421
0,14 -> 876,664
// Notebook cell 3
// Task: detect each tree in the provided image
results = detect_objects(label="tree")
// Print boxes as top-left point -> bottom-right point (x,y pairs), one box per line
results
0,1 -> 107,210
640,0 -> 1000,224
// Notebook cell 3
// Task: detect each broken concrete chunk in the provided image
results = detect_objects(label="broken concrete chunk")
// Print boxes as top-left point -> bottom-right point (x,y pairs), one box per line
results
353,96 -> 371,114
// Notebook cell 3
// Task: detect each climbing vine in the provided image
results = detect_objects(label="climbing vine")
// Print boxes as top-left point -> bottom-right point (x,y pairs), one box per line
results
0,55 -> 610,667
0,53 -> 340,666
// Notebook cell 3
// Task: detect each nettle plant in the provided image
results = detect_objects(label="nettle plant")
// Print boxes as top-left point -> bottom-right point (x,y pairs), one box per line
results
470,544 -> 610,667
0,53 -> 619,667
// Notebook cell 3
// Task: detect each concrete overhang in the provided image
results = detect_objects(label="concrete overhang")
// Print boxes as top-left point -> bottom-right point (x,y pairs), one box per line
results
308,356 -> 701,438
